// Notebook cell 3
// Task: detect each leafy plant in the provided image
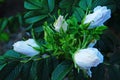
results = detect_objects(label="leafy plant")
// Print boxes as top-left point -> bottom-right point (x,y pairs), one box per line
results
0,0 -> 120,80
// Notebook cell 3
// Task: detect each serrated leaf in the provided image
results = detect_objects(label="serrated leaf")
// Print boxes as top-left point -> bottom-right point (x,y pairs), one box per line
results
25,15 -> 47,23
48,0 -> 55,12
51,61 -> 72,80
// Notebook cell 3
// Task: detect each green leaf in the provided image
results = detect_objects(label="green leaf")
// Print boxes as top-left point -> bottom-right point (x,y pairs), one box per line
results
34,26 -> 43,33
73,7 -> 85,22
26,23 -> 34,30
5,63 -> 23,80
0,18 -> 8,33
29,61 -> 38,80
24,1 -> 41,10
95,26 -> 107,31
92,0 -> 116,12
48,0 -> 55,12
25,15 -> 48,23
4,50 -> 21,58
0,61 -> 19,79
59,0 -> 73,9
21,61 -> 32,80
0,63 -> 7,71
79,0 -> 92,10
51,61 -> 73,80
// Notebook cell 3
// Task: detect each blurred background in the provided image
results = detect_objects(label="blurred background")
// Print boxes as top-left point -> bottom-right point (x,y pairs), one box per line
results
0,0 -> 24,54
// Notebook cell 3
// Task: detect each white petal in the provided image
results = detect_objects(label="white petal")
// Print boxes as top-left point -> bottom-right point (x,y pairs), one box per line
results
54,15 -> 68,32
84,6 -> 111,29
25,39 -> 39,47
13,40 -> 39,57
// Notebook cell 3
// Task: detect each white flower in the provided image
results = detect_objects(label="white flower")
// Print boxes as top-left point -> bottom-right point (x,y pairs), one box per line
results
74,48 -> 103,77
13,39 -> 40,57
84,6 -> 111,29
53,15 -> 68,32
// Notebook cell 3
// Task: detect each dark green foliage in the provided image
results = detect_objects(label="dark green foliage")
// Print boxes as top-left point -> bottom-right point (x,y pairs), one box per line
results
51,61 -> 73,80
0,61 -> 20,80
0,0 -> 120,80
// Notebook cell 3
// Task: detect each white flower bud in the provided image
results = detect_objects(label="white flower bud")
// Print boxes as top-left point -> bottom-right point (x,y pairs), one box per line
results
13,39 -> 40,57
74,48 -> 103,77
84,6 -> 111,29
53,15 -> 68,32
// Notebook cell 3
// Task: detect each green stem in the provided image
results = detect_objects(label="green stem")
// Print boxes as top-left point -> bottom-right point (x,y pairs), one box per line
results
81,35 -> 91,49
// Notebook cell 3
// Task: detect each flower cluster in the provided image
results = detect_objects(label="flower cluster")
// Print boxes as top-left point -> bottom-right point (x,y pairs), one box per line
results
13,6 -> 111,77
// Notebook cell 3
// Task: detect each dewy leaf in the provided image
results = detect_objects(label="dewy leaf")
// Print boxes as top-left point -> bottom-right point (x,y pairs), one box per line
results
51,61 -> 73,80
48,0 -> 55,12
25,15 -> 47,23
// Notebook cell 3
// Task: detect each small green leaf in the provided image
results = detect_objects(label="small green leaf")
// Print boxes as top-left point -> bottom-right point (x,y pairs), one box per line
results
95,26 -> 108,31
51,61 -> 73,80
48,0 -> 55,12
25,15 -> 47,23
